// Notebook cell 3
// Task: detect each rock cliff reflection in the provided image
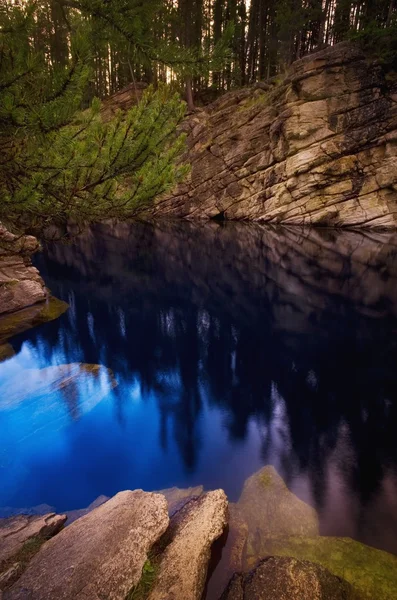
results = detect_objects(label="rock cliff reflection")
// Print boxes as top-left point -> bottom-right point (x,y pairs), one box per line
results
1,222 -> 397,555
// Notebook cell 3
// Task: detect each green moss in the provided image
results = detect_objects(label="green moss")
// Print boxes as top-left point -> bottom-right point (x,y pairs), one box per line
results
259,471 -> 273,488
238,91 -> 270,112
13,537 -> 46,565
126,559 -> 158,600
260,535 -> 397,600
0,536 -> 49,591
0,296 -> 69,344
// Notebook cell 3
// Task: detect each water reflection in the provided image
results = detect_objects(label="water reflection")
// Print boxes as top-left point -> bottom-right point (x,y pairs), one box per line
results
1,222 -> 397,556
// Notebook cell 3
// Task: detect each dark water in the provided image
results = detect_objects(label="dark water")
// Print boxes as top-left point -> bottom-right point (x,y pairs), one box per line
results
1,222 -> 397,557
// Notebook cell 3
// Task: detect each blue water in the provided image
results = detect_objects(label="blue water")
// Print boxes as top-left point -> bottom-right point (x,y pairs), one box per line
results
1,222 -> 397,556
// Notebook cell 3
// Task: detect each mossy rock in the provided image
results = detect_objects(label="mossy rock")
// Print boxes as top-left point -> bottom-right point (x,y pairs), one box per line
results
0,296 -> 68,344
237,466 -> 319,566
126,559 -> 159,600
259,535 -> 397,600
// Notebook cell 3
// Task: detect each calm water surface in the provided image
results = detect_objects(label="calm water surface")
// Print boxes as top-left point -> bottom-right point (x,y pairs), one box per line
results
1,222 -> 397,558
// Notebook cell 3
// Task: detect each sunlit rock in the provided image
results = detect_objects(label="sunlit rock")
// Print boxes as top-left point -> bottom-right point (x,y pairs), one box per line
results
260,535 -> 397,600
150,43 -> 397,228
5,491 -> 169,600
147,490 -> 228,600
220,556 -> 354,600
237,465 -> 319,568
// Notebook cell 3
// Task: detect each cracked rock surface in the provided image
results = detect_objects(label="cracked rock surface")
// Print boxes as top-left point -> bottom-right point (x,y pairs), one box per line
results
0,224 -> 47,315
150,42 -> 397,228
5,491 -> 169,600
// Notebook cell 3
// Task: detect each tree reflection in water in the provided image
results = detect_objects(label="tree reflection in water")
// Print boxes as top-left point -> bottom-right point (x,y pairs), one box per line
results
4,221 -> 397,554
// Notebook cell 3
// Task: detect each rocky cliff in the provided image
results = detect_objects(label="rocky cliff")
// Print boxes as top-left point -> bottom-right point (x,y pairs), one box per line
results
151,42 -> 397,228
0,224 -> 47,315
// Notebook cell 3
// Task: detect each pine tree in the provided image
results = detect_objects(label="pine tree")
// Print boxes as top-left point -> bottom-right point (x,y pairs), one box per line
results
0,1 -> 188,232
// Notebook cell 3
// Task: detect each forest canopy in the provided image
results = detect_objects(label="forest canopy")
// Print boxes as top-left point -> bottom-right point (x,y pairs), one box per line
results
0,0 -> 396,232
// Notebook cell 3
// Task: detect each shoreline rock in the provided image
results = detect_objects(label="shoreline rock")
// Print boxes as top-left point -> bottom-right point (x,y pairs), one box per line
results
5,491 -> 169,600
0,222 -> 69,350
237,465 -> 319,569
0,224 -> 47,316
147,490 -> 228,600
2,470 -> 397,600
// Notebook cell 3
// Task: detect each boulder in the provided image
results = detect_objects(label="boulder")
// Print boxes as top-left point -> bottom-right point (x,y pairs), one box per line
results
237,466 -> 318,568
5,490 -> 169,600
220,556 -> 355,600
65,486 -> 204,528
0,513 -> 66,590
147,489 -> 228,600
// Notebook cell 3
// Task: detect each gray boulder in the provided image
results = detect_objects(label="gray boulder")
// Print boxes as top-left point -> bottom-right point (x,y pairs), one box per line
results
148,489 -> 228,600
5,490 -> 169,600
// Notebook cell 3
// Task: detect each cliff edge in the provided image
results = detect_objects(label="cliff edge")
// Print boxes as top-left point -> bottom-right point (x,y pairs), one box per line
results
152,42 -> 397,228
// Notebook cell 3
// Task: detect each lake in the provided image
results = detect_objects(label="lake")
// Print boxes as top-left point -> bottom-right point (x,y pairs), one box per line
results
1,221 -> 397,568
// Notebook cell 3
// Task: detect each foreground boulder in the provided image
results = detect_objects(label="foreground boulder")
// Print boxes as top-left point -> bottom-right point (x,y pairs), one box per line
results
220,556 -> 354,600
65,485 -> 204,527
147,489 -> 228,600
151,42 -> 397,228
5,490 -> 169,600
0,514 -> 66,590
237,465 -> 318,568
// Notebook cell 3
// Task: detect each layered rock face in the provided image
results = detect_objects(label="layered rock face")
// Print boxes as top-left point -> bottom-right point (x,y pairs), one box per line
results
152,42 -> 397,228
0,224 -> 47,315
